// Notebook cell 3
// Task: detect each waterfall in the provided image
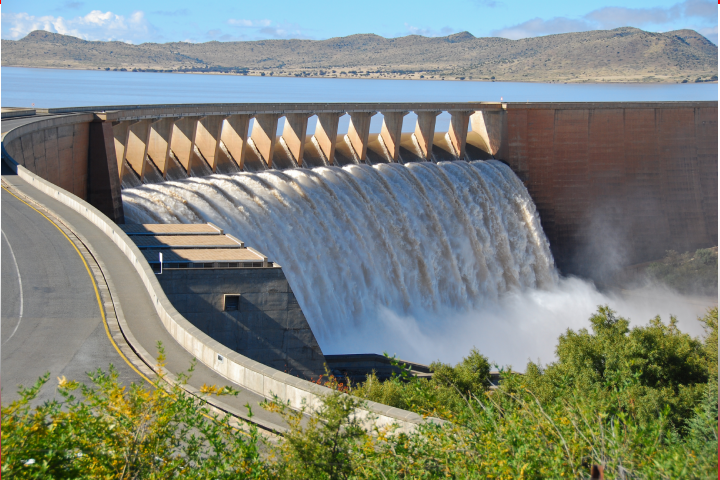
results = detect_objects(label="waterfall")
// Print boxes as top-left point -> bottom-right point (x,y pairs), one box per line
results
122,160 -> 558,354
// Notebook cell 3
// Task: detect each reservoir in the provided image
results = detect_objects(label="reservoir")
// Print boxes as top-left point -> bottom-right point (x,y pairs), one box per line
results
4,66 -> 717,108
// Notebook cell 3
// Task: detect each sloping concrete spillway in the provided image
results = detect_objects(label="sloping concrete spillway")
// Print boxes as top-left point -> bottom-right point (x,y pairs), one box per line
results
122,160 -> 557,346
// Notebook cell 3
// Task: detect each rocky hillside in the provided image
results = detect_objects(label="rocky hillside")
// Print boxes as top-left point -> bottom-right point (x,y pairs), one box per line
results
3,27 -> 717,83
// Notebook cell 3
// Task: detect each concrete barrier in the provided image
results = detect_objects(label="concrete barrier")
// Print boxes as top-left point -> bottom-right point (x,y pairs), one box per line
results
2,127 -> 429,433
1,108 -> 37,118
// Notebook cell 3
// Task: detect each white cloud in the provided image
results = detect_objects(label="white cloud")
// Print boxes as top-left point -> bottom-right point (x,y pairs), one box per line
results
227,19 -> 312,39
492,0 -> 717,40
227,19 -> 272,28
1,10 -> 156,44
404,23 -> 457,37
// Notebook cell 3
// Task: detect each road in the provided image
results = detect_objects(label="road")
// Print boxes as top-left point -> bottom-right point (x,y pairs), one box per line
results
1,114 -> 288,430
1,186 -> 140,404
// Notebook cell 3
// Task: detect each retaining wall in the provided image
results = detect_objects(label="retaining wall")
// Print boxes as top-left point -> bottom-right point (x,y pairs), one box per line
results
3,114 -> 93,200
157,267 -> 326,379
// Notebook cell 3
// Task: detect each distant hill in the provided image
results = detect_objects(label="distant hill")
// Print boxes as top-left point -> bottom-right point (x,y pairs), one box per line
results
3,27 -> 717,83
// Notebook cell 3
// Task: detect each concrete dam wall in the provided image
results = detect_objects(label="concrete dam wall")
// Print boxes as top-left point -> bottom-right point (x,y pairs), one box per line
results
3,101 -> 717,280
498,102 -> 718,279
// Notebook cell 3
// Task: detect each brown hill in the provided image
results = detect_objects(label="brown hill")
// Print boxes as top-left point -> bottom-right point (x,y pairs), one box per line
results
3,27 -> 717,83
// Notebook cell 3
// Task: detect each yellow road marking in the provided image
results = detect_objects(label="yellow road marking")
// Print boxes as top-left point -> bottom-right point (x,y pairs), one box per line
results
2,184 -> 253,436
2,185 -> 152,383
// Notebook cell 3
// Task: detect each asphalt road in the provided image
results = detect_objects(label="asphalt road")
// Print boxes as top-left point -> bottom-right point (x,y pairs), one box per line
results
1,113 -> 292,430
1,186 -> 140,404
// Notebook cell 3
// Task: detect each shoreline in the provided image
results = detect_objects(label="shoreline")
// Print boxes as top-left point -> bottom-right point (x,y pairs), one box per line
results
4,64 -> 717,85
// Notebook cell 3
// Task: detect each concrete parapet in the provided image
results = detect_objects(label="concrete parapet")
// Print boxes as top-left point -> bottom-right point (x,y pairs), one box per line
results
2,108 -> 37,118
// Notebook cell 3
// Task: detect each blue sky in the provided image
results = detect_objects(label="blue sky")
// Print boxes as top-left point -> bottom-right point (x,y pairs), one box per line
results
2,0 -> 717,45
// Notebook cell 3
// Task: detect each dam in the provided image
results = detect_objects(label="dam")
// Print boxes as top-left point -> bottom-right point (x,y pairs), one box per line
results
2,101 -> 717,429
4,101 -> 716,279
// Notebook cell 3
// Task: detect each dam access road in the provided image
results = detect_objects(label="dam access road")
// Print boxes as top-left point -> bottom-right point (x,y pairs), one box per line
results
1,113 -> 290,432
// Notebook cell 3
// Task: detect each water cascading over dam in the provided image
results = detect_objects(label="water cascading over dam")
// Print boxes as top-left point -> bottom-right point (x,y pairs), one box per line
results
122,160 -> 557,349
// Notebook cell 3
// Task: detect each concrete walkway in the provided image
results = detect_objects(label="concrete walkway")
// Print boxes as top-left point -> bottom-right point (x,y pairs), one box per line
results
0,118 -> 285,431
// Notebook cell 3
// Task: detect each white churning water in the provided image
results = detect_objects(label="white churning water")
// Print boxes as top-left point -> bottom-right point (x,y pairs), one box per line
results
122,160 -> 559,359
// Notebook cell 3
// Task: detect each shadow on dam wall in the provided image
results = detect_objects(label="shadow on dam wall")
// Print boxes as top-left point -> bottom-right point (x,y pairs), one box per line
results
3,101 -> 717,283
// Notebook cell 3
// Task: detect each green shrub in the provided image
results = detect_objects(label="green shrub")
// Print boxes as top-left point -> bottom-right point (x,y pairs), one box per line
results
523,306 -> 715,430
1,347 -> 265,479
349,348 -> 491,418
3,309 -> 717,479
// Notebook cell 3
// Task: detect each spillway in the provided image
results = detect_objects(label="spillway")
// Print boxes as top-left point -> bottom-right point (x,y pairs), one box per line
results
122,160 -> 557,346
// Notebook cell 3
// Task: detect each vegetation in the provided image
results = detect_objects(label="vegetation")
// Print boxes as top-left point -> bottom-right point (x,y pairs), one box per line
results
646,247 -> 718,296
349,348 -> 491,417
1,347 -> 266,479
3,308 -> 717,479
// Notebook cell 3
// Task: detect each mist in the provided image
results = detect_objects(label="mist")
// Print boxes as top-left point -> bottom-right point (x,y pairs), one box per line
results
319,276 -> 715,370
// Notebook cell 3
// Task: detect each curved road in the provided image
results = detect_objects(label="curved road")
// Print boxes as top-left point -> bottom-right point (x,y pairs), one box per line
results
1,115 -> 288,432
1,186 -> 140,404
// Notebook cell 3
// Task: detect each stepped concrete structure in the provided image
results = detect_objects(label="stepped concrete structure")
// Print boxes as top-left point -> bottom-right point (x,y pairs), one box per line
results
121,222 -> 326,379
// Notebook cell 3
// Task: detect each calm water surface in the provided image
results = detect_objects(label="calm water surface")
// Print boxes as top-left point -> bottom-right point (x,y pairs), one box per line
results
3,66 -> 717,108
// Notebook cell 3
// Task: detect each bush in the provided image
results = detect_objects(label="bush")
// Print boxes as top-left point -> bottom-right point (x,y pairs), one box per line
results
1,347 -> 265,479
349,348 -> 491,418
524,306 -> 715,430
3,310 -> 717,478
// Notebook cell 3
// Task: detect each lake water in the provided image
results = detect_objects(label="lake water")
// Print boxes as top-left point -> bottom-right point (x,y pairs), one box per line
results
3,66 -> 717,108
